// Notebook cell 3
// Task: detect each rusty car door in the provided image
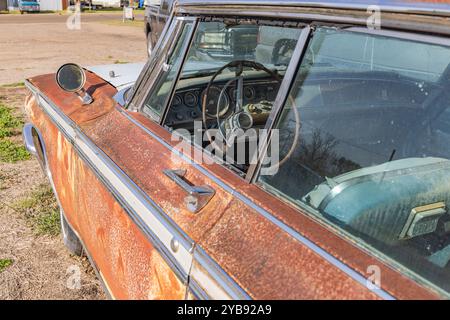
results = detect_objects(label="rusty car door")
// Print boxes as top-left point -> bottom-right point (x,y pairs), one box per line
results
125,17 -> 441,300
70,16 -> 245,299
22,18 -> 201,300
122,18 -> 379,300
24,79 -> 189,299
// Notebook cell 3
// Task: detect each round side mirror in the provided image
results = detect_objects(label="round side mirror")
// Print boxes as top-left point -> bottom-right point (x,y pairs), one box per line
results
56,63 -> 86,92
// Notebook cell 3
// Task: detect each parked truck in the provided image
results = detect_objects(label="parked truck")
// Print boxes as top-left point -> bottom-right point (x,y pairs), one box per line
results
144,0 -> 174,56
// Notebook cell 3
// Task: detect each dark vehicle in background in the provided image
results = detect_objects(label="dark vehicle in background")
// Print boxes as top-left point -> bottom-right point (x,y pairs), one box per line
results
144,0 -> 175,56
19,0 -> 40,13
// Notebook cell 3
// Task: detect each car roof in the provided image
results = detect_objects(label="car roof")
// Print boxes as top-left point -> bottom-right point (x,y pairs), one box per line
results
177,0 -> 450,17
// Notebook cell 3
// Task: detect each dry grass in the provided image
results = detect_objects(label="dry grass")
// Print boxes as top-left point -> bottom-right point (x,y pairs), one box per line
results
0,87 -> 105,300
13,184 -> 61,236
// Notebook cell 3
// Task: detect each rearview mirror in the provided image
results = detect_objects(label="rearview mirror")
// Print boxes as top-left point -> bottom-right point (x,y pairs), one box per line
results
56,63 -> 93,104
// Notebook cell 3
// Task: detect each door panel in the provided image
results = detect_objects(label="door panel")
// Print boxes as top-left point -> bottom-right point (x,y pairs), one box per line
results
195,198 -> 379,299
82,109 -> 234,246
75,154 -> 185,299
25,77 -> 188,299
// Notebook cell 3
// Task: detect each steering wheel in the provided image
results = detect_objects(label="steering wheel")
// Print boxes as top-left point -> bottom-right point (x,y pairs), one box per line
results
201,60 -> 300,169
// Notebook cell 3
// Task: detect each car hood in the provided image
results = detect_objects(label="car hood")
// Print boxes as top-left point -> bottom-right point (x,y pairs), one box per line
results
85,62 -> 145,91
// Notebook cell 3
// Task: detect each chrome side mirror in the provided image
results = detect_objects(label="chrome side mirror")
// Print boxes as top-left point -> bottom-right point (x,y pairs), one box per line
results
56,63 -> 93,105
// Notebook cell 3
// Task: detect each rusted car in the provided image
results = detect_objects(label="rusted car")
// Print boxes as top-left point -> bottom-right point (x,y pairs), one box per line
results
22,0 -> 450,299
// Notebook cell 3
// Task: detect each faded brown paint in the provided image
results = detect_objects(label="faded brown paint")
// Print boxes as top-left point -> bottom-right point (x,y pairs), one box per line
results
128,112 -> 441,300
200,198 -> 378,299
26,64 -> 441,300
82,110 -> 233,243
75,158 -> 185,299
25,88 -> 185,299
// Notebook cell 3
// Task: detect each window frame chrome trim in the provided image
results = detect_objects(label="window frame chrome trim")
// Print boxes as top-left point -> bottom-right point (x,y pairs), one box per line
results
25,80 -> 194,285
25,79 -> 253,300
126,12 -> 175,110
134,16 -> 198,120
159,19 -> 199,125
177,0 -> 450,18
119,107 -> 396,300
22,122 -> 115,299
249,24 -> 450,299
345,26 -> 450,47
245,25 -> 312,182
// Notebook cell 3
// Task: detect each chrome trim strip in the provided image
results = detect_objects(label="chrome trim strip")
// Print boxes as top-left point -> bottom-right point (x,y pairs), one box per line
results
246,26 -> 311,181
22,123 -> 38,157
22,122 -> 114,299
25,80 -> 194,284
178,0 -> 450,18
120,109 -> 396,300
190,246 -> 252,300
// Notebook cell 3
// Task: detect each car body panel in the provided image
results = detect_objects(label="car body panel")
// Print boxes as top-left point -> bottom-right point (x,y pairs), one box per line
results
23,0 -> 450,300
25,73 -> 186,299
86,63 -> 145,91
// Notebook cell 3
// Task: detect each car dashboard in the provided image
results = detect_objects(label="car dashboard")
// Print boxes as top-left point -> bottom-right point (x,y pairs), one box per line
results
164,79 -> 280,129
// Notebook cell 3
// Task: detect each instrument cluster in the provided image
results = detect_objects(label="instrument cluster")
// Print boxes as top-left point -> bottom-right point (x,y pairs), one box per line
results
165,80 -> 280,127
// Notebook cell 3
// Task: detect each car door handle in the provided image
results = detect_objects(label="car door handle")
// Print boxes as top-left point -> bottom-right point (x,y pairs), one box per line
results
163,169 -> 215,213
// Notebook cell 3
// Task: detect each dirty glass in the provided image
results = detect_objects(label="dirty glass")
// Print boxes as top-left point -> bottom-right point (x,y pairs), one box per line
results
142,21 -> 193,120
161,21 -> 302,170
259,27 -> 450,294
177,22 -> 301,79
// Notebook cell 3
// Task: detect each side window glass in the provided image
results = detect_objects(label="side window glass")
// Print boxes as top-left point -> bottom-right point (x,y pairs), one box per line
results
258,27 -> 450,295
161,21 -> 303,174
141,21 -> 194,120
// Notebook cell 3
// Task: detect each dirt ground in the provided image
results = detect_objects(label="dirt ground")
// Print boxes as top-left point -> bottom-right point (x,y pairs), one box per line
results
0,87 -> 106,300
0,12 -> 147,299
0,12 -> 146,86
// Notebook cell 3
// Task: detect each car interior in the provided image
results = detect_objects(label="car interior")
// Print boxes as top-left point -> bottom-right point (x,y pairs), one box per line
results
153,21 -> 302,172
259,27 -> 450,291
143,19 -> 450,293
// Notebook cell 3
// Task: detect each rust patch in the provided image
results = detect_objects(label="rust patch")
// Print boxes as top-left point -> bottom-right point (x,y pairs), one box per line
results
127,112 -> 440,299
26,66 -> 440,299
28,71 -> 117,128
27,95 -> 185,300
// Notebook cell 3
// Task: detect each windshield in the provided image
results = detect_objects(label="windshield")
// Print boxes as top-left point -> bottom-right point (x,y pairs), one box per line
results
259,27 -> 450,295
178,22 -> 300,81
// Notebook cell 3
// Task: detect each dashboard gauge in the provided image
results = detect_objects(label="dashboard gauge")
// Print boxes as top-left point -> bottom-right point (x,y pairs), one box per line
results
244,86 -> 256,101
175,112 -> 184,121
184,92 -> 198,108
172,94 -> 182,108
230,86 -> 256,102
202,86 -> 230,118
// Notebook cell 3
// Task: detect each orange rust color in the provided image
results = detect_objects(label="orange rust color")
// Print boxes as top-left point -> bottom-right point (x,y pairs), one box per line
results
25,69 -> 441,299
26,93 -> 185,300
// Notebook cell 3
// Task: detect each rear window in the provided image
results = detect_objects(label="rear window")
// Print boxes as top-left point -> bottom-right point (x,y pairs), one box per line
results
259,27 -> 450,295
